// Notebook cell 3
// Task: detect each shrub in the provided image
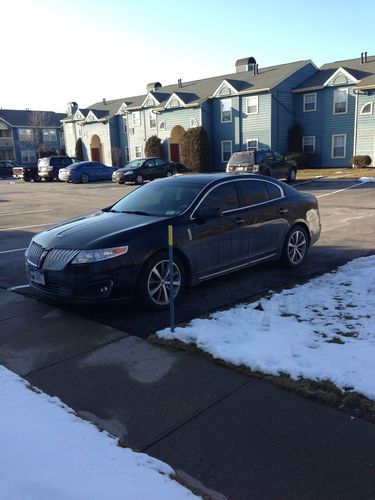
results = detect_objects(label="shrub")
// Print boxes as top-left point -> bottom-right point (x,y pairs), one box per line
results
75,138 -> 84,161
352,155 -> 372,168
285,152 -> 307,168
180,127 -> 211,172
145,135 -> 163,158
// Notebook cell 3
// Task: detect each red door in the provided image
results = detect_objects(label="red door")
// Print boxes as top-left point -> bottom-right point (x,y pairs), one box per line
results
91,148 -> 100,162
170,143 -> 180,162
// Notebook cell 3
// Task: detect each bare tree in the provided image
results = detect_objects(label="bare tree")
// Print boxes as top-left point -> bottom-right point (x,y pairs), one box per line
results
28,111 -> 51,158
111,147 -> 122,167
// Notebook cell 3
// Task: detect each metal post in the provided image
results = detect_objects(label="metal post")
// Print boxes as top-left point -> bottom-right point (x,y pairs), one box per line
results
168,225 -> 175,332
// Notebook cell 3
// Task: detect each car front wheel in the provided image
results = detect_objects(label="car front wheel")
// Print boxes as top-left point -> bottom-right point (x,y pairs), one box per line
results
135,174 -> 144,185
136,252 -> 185,311
286,168 -> 297,184
281,226 -> 308,268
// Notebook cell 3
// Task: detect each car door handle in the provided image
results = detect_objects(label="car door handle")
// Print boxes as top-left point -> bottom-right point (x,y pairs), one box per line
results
278,208 -> 288,215
234,217 -> 245,225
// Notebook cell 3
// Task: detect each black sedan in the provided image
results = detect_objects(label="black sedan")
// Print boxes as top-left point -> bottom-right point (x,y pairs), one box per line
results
25,174 -> 321,310
112,157 -> 176,184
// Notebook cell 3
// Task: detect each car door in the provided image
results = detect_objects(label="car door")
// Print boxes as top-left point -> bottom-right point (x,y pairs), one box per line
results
268,152 -> 288,179
188,181 -> 250,278
236,179 -> 290,260
143,159 -> 157,180
154,158 -> 169,177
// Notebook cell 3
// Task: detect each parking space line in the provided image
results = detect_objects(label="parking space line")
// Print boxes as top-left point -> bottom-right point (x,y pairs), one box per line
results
0,247 -> 27,255
0,222 -> 58,231
0,209 -> 52,216
316,181 -> 366,198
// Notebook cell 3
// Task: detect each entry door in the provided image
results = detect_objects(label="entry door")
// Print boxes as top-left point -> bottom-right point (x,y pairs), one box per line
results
91,148 -> 100,162
170,144 -> 180,162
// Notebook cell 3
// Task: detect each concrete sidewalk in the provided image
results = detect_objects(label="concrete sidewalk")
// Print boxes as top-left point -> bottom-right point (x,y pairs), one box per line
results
1,288 -> 374,499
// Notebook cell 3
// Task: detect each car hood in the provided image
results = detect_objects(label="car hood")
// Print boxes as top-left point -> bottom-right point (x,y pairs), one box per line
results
33,211 -> 167,250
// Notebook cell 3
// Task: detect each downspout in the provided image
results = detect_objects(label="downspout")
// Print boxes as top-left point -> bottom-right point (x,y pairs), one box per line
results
239,95 -> 243,151
353,89 -> 359,167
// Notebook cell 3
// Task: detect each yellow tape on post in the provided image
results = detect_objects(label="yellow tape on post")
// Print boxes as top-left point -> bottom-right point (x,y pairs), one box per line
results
168,225 -> 173,246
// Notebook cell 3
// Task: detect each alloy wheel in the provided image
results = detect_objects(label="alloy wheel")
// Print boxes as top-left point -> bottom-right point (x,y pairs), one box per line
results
136,174 -> 143,185
147,259 -> 181,306
287,230 -> 307,265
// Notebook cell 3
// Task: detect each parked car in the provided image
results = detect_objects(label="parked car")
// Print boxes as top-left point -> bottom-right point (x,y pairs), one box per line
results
13,163 -> 40,182
112,157 -> 176,184
38,156 -> 78,181
226,150 -> 297,183
0,161 -> 18,178
58,161 -> 117,183
25,173 -> 321,310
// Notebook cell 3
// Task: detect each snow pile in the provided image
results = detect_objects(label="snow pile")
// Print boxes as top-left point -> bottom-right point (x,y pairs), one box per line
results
0,366 -> 195,500
360,177 -> 375,183
158,256 -> 375,400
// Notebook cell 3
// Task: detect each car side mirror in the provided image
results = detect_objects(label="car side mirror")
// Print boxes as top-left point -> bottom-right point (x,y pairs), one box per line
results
196,206 -> 222,220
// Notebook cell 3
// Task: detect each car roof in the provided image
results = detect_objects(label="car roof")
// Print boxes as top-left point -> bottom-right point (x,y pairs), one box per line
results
155,172 -> 284,186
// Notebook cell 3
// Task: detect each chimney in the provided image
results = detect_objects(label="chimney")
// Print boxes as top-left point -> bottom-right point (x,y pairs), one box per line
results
361,52 -> 364,64
177,78 -> 182,88
365,51 -> 368,63
103,98 -> 107,105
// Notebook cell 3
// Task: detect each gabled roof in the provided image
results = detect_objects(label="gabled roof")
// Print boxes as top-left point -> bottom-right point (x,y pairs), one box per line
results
0,109 -> 65,127
85,59 -> 313,116
294,55 -> 375,92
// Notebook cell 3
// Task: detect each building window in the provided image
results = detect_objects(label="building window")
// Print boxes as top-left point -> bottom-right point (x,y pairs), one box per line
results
360,102 -> 373,115
149,110 -> 156,129
169,98 -> 180,108
125,147 -> 130,163
331,134 -> 346,158
221,99 -> 232,123
333,89 -> 348,114
303,93 -> 317,112
221,140 -> 232,162
159,120 -> 166,130
246,96 -> 258,114
132,111 -> 141,127
303,136 -> 315,153
135,145 -> 143,158
190,117 -> 199,128
247,139 -> 258,150
19,128 -> 33,142
21,150 -> 36,163
43,129 -> 57,142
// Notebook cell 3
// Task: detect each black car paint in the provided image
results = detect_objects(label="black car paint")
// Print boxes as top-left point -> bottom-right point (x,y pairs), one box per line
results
113,157 -> 176,184
26,174 -> 320,304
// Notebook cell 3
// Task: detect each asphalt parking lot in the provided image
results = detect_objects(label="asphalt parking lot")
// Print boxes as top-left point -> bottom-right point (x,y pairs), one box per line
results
1,176 -> 375,337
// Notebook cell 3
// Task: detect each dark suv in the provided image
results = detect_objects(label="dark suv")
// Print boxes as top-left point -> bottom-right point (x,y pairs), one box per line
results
38,156 -> 78,181
226,150 -> 297,183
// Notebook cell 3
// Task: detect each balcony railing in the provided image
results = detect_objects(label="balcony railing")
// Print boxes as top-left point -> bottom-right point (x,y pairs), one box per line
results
0,137 -> 14,147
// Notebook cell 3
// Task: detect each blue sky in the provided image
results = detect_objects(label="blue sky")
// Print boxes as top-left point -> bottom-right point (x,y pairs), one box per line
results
3,0 -> 374,112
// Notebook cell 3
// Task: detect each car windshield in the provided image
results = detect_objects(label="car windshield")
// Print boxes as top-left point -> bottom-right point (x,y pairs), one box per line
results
109,179 -> 204,216
124,160 -> 144,169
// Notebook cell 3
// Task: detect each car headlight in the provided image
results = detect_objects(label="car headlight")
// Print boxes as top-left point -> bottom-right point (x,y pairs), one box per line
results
71,246 -> 128,264
253,165 -> 260,173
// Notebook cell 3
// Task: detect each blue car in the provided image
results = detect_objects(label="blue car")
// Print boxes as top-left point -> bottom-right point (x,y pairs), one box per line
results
58,161 -> 117,183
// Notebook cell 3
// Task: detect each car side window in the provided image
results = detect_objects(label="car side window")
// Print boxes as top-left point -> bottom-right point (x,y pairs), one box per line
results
50,158 -> 57,167
145,160 -> 156,167
63,158 -> 72,166
266,182 -> 283,200
201,182 -> 239,212
274,153 -> 284,162
238,180 -> 270,206
155,159 -> 166,166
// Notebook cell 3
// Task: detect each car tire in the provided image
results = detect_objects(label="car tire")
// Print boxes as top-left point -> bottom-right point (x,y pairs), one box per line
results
136,252 -> 185,311
24,177 -> 31,182
80,173 -> 89,184
280,225 -> 308,268
135,174 -> 144,185
286,168 -> 297,184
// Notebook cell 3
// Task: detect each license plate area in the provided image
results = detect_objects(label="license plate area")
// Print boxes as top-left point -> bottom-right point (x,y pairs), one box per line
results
29,268 -> 45,285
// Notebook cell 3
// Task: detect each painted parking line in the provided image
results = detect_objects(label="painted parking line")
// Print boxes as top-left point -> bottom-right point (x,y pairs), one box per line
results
0,222 -> 58,231
0,247 -> 28,255
0,209 -> 52,216
316,181 -> 366,199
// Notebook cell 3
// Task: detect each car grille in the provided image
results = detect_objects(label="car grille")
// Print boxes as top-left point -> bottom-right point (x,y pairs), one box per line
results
27,242 -> 79,270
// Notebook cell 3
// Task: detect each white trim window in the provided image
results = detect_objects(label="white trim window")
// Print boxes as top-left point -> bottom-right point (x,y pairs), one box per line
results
302,136 -> 315,153
360,102 -> 373,115
132,111 -> 141,127
159,120 -> 166,130
221,140 -> 232,162
135,145 -> 143,158
42,129 -> 57,142
303,93 -> 317,112
246,96 -> 258,115
221,99 -> 232,123
333,88 -> 348,114
123,117 -> 127,133
19,128 -> 33,142
190,117 -> 199,128
21,149 -> 36,163
148,110 -> 156,129
246,139 -> 258,151
331,134 -> 346,158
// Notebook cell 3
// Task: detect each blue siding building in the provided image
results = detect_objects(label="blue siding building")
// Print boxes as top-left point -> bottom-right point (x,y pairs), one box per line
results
0,109 -> 65,165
